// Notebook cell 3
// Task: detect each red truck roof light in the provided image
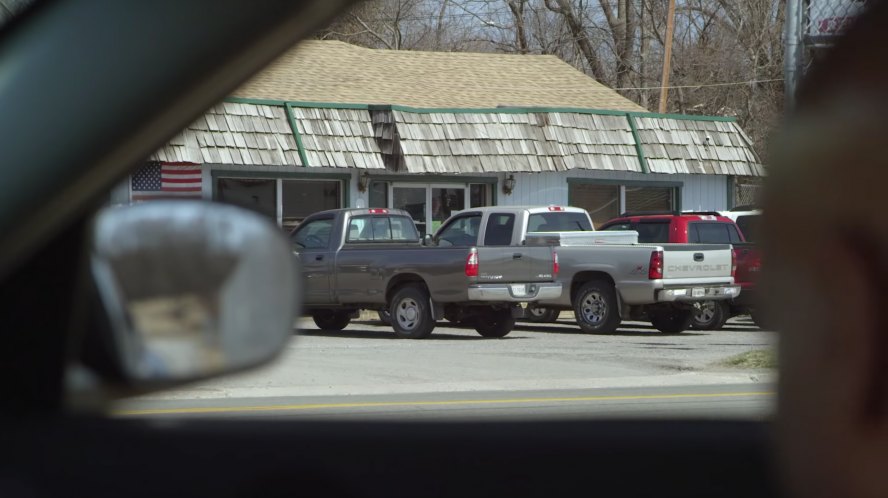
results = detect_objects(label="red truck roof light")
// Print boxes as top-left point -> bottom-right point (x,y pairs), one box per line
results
368,208 -> 388,214
465,250 -> 479,277
648,250 -> 664,280
547,206 -> 565,211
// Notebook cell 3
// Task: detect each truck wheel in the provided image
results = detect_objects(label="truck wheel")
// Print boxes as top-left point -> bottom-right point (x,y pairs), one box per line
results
650,309 -> 694,334
390,285 -> 436,339
573,280 -> 621,334
525,305 -> 561,323
691,300 -> 729,330
312,311 -> 351,331
474,308 -> 515,338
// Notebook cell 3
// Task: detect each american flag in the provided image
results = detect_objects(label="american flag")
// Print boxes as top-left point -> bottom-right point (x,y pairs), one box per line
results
131,161 -> 202,201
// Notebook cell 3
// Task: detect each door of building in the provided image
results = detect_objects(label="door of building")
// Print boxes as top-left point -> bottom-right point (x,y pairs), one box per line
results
390,183 -> 468,237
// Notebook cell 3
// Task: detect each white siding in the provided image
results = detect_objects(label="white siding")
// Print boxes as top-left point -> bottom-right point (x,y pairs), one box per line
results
498,170 -> 728,211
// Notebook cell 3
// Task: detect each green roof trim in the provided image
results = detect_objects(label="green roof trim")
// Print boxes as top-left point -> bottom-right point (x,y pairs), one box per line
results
222,97 -> 737,122
626,114 -> 650,174
284,103 -> 310,167
224,96 -> 291,106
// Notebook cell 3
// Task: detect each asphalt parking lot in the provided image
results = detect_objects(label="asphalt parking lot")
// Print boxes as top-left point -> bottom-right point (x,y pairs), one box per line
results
117,314 -> 776,419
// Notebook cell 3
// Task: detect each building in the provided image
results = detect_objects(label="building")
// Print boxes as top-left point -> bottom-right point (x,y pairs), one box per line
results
117,40 -> 764,232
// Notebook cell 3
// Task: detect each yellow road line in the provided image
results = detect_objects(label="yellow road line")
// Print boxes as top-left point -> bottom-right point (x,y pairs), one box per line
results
114,391 -> 774,416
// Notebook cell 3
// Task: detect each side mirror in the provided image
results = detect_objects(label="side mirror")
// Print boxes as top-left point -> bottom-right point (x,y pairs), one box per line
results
88,201 -> 300,387
423,234 -> 435,246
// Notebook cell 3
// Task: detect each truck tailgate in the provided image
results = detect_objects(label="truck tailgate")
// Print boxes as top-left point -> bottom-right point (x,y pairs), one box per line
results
475,246 -> 554,284
661,244 -> 733,280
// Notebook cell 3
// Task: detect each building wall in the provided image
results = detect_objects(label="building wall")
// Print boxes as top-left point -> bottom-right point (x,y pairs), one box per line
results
498,170 -> 728,211
197,164 -> 728,214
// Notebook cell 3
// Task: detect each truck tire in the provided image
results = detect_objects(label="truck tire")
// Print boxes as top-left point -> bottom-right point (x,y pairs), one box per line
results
525,305 -> 561,323
474,308 -> 515,338
390,285 -> 436,339
312,311 -> 351,331
650,309 -> 694,334
573,280 -> 621,334
691,300 -> 730,330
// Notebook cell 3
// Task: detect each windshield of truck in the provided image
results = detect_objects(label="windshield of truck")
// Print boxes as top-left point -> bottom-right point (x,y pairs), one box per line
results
527,212 -> 593,232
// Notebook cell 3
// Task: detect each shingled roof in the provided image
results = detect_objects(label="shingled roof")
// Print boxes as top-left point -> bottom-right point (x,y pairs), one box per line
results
234,40 -> 647,112
152,41 -> 764,176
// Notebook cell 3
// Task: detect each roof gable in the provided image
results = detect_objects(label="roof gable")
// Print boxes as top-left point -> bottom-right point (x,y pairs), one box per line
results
234,40 -> 647,112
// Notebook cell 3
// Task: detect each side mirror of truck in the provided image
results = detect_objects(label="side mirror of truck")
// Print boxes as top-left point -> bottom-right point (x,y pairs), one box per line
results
423,234 -> 435,246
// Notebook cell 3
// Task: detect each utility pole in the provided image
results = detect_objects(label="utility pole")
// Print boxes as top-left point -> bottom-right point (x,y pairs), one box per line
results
658,0 -> 676,113
783,0 -> 803,111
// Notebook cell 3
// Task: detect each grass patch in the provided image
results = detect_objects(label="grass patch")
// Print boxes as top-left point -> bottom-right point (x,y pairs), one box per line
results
719,349 -> 777,369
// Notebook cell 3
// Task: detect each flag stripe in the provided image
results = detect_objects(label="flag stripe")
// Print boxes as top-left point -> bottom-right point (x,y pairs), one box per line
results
162,177 -> 202,183
161,186 -> 202,192
161,170 -> 202,176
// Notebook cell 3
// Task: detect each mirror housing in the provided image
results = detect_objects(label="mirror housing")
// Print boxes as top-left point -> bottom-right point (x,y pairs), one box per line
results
88,201 -> 300,388
422,234 -> 435,246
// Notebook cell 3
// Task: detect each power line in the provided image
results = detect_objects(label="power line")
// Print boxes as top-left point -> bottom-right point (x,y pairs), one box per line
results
613,78 -> 784,91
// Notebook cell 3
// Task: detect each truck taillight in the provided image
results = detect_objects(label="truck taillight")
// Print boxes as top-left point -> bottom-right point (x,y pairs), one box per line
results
553,250 -> 559,276
731,249 -> 737,278
648,250 -> 664,280
465,250 -> 479,277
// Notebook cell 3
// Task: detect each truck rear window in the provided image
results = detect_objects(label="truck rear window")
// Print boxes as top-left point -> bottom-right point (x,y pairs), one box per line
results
347,215 -> 419,242
527,212 -> 593,232
690,222 -> 733,244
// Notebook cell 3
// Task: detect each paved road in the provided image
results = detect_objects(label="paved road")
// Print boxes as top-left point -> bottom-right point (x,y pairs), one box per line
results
114,383 -> 773,420
115,315 -> 776,419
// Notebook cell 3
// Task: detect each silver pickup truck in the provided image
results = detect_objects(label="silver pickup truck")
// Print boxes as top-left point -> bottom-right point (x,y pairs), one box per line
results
291,208 -> 560,339
433,206 -> 739,334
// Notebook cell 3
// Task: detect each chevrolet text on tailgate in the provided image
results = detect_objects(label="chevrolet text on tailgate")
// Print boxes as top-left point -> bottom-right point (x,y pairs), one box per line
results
291,208 -> 561,339
461,206 -> 740,334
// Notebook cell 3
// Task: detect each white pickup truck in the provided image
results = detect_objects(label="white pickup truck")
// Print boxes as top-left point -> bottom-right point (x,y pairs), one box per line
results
431,206 -> 739,334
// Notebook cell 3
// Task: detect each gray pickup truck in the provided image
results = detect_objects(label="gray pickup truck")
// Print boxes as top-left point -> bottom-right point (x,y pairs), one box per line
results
433,206 -> 739,334
291,208 -> 560,339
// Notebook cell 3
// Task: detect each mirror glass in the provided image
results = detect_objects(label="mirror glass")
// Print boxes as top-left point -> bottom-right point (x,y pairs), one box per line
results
91,201 -> 300,382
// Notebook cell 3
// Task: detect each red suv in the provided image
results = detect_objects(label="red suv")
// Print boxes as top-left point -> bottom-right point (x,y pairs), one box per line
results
598,211 -> 761,330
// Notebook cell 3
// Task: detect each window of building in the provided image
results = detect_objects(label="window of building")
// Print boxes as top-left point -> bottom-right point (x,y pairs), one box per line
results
215,178 -> 276,218
568,184 -> 620,228
625,186 -> 675,213
569,181 -> 681,228
470,184 -> 491,208
369,181 -> 388,208
215,176 -> 343,232
281,179 -> 340,232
